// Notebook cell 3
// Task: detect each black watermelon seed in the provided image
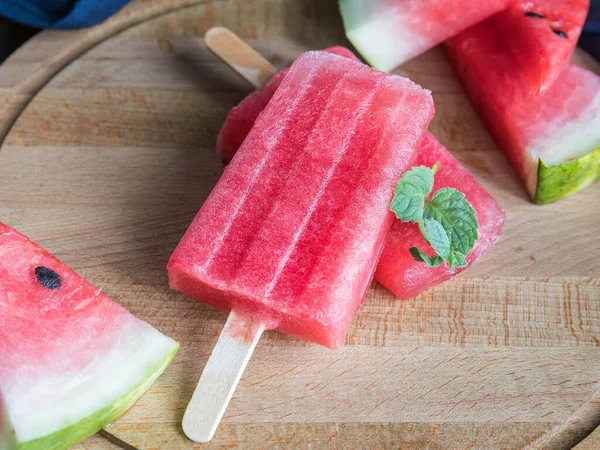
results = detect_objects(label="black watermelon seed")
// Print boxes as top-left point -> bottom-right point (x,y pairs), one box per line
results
525,12 -> 545,19
553,29 -> 568,38
35,266 -> 61,289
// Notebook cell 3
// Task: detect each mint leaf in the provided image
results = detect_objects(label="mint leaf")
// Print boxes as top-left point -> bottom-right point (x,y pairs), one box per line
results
418,218 -> 450,261
390,166 -> 435,222
424,188 -> 478,257
409,247 -> 444,268
448,251 -> 468,271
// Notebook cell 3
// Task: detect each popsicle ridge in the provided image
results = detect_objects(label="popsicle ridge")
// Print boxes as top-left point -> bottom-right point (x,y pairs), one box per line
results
197,59 -> 341,285
198,63 -> 322,274
234,63 -> 394,305
263,76 -> 384,299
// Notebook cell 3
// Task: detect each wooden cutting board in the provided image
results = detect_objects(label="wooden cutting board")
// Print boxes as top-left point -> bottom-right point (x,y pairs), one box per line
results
1,1 -> 600,449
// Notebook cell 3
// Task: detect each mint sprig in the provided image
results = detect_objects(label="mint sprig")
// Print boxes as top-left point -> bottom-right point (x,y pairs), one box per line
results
389,165 -> 436,222
390,164 -> 479,272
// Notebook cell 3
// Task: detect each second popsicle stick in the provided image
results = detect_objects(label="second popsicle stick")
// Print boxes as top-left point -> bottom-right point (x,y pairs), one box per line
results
182,29 -> 280,444
205,27 -> 277,88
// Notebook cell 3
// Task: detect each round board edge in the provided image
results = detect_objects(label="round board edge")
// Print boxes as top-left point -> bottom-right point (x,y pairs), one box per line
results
0,1 -> 599,449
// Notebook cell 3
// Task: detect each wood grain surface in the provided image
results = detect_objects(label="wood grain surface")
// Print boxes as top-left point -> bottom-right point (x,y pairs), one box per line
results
1,1 -> 600,449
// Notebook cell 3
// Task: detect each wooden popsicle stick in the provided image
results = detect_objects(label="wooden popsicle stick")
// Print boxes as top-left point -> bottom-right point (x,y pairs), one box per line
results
205,27 -> 277,88
181,28 -> 276,444
182,309 -> 265,443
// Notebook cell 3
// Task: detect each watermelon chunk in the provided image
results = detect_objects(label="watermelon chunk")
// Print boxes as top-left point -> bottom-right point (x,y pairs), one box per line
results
0,223 -> 179,450
494,0 -> 589,93
447,16 -> 600,204
216,48 -> 504,299
375,134 -> 505,298
339,0 -> 515,72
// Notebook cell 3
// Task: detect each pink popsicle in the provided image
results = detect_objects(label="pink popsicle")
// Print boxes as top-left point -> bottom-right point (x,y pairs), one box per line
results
168,51 -> 434,348
216,48 -> 505,299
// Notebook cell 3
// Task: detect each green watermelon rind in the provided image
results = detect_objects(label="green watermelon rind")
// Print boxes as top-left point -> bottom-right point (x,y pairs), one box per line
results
15,343 -> 178,450
535,147 -> 600,204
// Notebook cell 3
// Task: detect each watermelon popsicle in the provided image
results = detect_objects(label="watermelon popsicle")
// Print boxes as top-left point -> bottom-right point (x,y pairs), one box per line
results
210,31 -> 505,299
169,50 -> 434,441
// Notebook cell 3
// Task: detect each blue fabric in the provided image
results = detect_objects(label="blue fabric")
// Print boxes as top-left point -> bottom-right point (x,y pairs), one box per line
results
0,0 -> 130,29
580,0 -> 600,60
584,0 -> 600,34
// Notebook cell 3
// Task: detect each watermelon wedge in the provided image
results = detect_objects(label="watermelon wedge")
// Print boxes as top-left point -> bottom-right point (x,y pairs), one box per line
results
447,17 -> 600,204
494,0 -> 589,93
376,134 -> 505,298
0,223 -> 179,450
339,0 -> 515,72
216,48 -> 505,299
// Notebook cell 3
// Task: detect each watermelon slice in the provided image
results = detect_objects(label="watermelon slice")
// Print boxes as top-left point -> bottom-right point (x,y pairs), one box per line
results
494,0 -> 589,93
447,16 -> 600,204
216,48 -> 505,299
339,0 -> 515,72
0,223 -> 179,450
376,134 -> 505,298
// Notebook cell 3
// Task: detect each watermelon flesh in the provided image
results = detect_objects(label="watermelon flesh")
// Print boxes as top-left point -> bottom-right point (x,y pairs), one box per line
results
339,0 -> 515,72
495,0 -> 589,94
447,16 -> 600,204
216,48 -> 504,299
376,134 -> 505,298
0,223 -> 179,450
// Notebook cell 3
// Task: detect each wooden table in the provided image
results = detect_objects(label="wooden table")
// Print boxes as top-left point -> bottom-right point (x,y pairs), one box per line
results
1,1 -> 600,448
